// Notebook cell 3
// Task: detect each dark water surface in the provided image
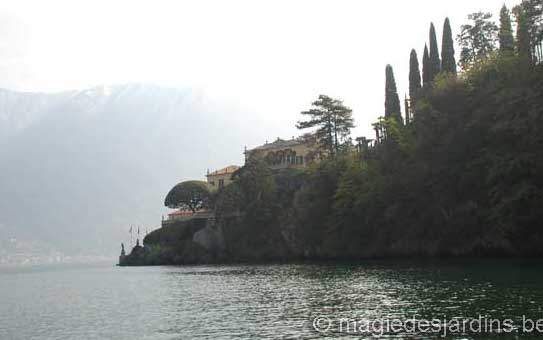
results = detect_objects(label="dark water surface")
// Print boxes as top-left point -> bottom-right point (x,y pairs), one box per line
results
1,261 -> 543,339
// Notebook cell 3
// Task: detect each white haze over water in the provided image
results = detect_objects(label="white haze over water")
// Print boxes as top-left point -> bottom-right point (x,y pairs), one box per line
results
1,0 -> 519,138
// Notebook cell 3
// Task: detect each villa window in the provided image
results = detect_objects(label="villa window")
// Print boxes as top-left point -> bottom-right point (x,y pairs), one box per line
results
219,179 -> 225,189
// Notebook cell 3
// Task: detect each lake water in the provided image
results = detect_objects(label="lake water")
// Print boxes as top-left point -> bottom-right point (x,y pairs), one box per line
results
1,261 -> 543,339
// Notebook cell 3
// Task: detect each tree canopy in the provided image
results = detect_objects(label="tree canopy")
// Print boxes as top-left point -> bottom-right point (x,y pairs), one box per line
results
164,180 -> 210,212
296,95 -> 354,157
514,4 -> 534,63
514,0 -> 543,63
499,5 -> 515,53
164,4 -> 543,261
441,18 -> 457,74
409,49 -> 422,99
457,12 -> 498,69
429,23 -> 442,80
385,65 -> 402,124
422,44 -> 431,86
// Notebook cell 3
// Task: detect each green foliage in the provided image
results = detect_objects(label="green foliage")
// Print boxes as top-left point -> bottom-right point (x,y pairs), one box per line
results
163,53 -> 543,261
158,11 -> 543,262
233,158 -> 275,218
164,180 -> 210,212
429,23 -> 442,80
291,54 -> 543,258
296,95 -> 354,157
499,5 -> 515,53
457,12 -> 498,70
441,18 -> 457,74
382,117 -> 407,147
122,239 -> 210,266
514,0 -> 543,63
385,65 -> 402,124
214,158 -> 304,227
120,218 -> 211,266
209,158 -> 307,260
292,157 -> 349,255
140,6 -> 543,263
409,49 -> 422,100
272,168 -> 305,209
422,44 -> 431,86
514,4 -> 534,63
144,219 -> 207,246
212,180 -> 243,218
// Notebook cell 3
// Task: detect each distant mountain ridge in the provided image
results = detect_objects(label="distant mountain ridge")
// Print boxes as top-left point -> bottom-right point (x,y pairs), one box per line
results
0,83 -> 271,264
0,88 -> 74,139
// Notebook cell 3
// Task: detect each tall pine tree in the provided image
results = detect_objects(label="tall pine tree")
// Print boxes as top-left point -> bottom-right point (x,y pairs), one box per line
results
499,4 -> 515,52
441,18 -> 457,74
422,44 -> 431,86
409,49 -> 422,99
385,65 -> 402,124
429,23 -> 441,80
297,95 -> 354,156
458,12 -> 498,69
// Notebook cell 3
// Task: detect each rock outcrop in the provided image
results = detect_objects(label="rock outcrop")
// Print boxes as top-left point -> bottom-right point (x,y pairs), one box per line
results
119,214 -> 305,266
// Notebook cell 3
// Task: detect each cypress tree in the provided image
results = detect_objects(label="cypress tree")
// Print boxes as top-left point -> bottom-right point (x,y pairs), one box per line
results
429,23 -> 441,80
404,95 -> 411,125
385,65 -> 402,124
499,5 -> 515,53
514,5 -> 532,63
409,49 -> 422,99
422,44 -> 431,86
441,18 -> 457,74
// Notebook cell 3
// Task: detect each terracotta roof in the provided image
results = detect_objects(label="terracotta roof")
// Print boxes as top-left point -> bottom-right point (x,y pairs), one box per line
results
168,210 -> 186,216
207,165 -> 240,177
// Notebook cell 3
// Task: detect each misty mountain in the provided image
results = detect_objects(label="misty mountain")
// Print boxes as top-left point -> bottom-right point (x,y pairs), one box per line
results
0,84 -> 272,263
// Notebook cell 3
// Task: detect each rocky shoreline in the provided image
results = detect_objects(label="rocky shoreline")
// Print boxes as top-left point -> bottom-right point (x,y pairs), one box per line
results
119,215 -> 305,266
118,215 -> 536,266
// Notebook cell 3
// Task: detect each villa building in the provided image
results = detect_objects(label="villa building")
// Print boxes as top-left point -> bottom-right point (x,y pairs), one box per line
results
162,138 -> 321,227
244,137 -> 320,169
206,165 -> 240,190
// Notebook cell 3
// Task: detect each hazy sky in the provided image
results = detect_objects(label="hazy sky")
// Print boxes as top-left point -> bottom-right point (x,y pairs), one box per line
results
0,0 -> 519,138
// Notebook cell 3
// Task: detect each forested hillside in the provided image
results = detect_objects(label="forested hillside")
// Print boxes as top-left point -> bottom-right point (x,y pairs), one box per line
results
123,1 -> 543,265
208,1 -> 543,260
